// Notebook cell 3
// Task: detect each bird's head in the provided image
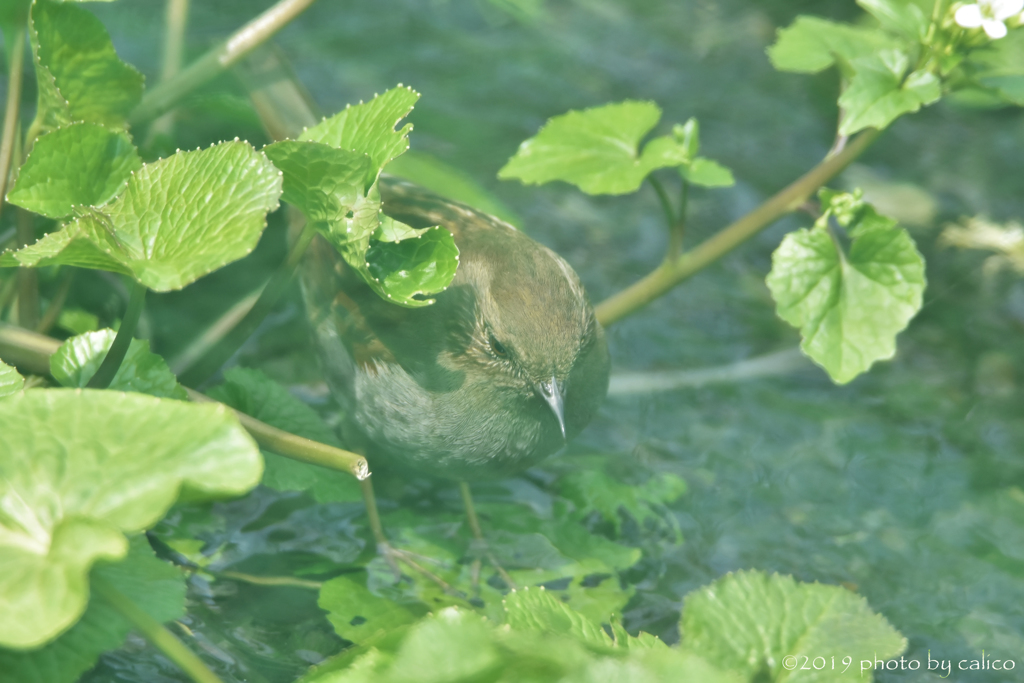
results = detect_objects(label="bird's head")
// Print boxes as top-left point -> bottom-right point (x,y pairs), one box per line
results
453,226 -> 610,443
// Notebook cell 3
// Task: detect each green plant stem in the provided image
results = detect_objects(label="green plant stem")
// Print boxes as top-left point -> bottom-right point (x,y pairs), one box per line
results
147,0 -> 191,142
217,571 -> 322,589
129,0 -> 319,127
178,219 -> 318,386
0,26 -> 25,226
36,267 -> 74,334
92,576 -> 225,683
361,477 -> 388,546
184,387 -> 370,479
0,322 -> 371,479
0,272 -> 17,316
87,281 -> 148,388
15,208 -> 38,329
169,283 -> 264,375
647,175 -> 675,228
594,128 -> 881,327
668,180 -> 689,260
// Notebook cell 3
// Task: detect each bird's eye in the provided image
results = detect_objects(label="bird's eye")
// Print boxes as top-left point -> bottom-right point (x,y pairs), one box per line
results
488,333 -> 509,359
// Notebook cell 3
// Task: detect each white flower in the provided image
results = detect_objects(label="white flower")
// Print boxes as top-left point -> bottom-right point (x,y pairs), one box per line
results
955,0 -> 1024,39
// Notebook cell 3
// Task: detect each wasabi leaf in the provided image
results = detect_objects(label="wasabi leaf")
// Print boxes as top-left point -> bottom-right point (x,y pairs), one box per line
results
0,141 -> 283,291
299,85 -> 420,184
766,192 -> 925,384
0,537 -> 185,683
7,123 -> 141,219
768,16 -> 900,75
499,100 -> 685,195
262,140 -> 372,226
50,329 -> 187,399
682,157 -> 734,188
0,360 -> 24,398
682,570 -> 907,682
29,0 -> 144,131
319,573 -> 432,643
838,52 -> 940,135
269,88 -> 458,308
856,0 -> 931,41
365,224 -> 460,306
503,587 -> 613,648
0,389 -> 261,649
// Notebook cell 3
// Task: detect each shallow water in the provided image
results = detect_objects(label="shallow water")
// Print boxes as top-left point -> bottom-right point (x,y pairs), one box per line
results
77,1 -> 1024,681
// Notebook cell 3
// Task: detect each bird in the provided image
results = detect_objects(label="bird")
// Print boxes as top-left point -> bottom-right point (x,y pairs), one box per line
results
298,175 -> 610,482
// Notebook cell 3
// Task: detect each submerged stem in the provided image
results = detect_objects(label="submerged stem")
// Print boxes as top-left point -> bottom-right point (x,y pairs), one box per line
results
0,26 -> 25,226
87,281 -> 148,389
594,128 -> 880,327
178,218 -> 317,387
15,209 -> 38,330
130,0 -> 319,126
92,577 -> 225,683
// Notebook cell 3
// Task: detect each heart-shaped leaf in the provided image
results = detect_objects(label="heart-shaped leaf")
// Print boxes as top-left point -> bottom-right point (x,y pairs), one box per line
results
0,141 -> 283,291
0,389 -> 261,649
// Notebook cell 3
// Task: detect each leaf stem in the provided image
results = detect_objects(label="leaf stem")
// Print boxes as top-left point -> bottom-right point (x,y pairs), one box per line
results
668,180 -> 689,260
15,208 -> 38,329
0,322 -> 371,480
184,387 -> 370,479
87,281 -> 148,388
129,0 -> 319,127
92,576 -> 225,683
594,128 -> 881,327
647,175 -> 676,228
146,0 -> 191,142
0,26 -> 25,226
177,217 -> 318,386
36,267 -> 74,334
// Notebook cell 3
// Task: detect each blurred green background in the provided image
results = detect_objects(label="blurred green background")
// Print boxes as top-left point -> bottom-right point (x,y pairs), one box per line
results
32,0 -> 1024,681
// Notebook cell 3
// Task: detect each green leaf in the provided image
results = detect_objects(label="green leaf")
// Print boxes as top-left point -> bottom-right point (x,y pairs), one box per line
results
0,389 -> 261,649
318,572 -> 432,644
503,586 -> 614,648
365,224 -> 460,307
0,141 -> 283,291
499,100 -> 696,195
0,536 -> 185,683
386,608 -> 501,683
0,359 -> 25,398
29,0 -> 144,131
299,85 -> 420,185
271,90 -> 460,308
263,140 -> 372,225
682,157 -> 734,188
856,0 -> 931,41
672,118 -> 700,159
56,307 -> 99,335
558,466 -> 686,536
838,51 -> 941,135
7,123 -> 141,219
207,367 -> 361,503
385,150 -> 523,228
50,329 -> 187,399
965,31 -> 1024,105
768,16 -> 900,75
766,193 -> 925,384
681,570 -> 907,682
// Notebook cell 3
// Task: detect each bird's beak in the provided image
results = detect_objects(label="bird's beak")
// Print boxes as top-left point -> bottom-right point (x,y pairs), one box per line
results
536,374 -> 566,441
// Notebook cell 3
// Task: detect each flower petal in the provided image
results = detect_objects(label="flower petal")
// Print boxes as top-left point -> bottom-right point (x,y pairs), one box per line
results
956,4 -> 985,27
983,18 -> 1009,37
992,0 -> 1024,20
